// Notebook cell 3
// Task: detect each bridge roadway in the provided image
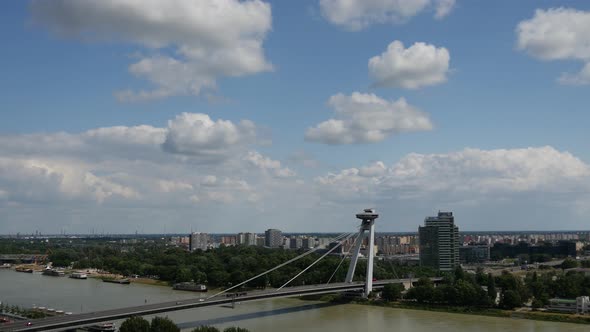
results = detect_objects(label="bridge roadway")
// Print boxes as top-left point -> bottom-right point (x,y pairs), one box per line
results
1,278 -> 437,332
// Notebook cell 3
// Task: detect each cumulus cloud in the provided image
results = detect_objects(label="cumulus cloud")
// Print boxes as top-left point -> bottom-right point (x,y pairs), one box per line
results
319,0 -> 455,31
29,0 -> 273,101
305,92 -> 433,144
0,157 -> 139,204
369,40 -> 450,89
0,112 -> 294,215
244,151 -> 295,178
516,8 -> 590,85
316,146 -> 590,201
162,113 -> 257,159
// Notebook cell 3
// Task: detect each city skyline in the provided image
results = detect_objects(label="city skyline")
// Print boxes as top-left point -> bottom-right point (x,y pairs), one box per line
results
2,1 -> 590,233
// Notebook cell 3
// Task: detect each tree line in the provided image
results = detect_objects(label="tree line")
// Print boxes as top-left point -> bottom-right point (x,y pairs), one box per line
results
119,316 -> 250,332
40,241 -> 437,288
393,265 -> 590,310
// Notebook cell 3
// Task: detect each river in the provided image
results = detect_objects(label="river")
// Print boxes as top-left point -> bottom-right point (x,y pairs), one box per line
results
0,269 -> 586,331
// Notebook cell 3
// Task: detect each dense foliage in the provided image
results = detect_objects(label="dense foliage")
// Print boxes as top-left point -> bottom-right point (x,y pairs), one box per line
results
0,238 -> 436,287
119,316 -> 179,332
150,316 -> 180,332
119,316 -> 150,332
389,266 -> 590,312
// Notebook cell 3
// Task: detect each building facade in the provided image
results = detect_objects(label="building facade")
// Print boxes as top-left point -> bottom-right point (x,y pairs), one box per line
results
189,232 -> 209,251
419,211 -> 460,271
237,232 -> 257,246
265,229 -> 283,248
459,245 -> 490,264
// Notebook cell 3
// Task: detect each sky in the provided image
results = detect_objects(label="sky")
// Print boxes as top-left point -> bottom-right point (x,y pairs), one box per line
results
1,0 -> 590,234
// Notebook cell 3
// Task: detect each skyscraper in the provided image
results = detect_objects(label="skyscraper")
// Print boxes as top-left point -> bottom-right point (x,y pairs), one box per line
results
419,211 -> 460,271
265,229 -> 282,248
189,232 -> 209,251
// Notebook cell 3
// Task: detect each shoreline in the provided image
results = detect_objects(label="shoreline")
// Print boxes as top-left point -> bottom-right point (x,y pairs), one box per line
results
301,294 -> 590,325
360,301 -> 590,325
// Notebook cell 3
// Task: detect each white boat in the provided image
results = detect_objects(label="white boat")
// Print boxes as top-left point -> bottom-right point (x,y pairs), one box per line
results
69,272 -> 88,279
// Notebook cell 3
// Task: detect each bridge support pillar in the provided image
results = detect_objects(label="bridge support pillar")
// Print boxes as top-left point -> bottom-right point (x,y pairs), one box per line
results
345,209 -> 379,298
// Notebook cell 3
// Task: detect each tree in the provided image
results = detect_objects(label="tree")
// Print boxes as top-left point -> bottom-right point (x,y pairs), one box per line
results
120,316 -> 150,332
487,273 -> 497,304
454,266 -> 466,282
404,278 -> 434,303
192,327 -> 220,332
561,258 -> 579,269
150,316 -> 180,332
499,290 -> 521,310
382,283 -> 404,302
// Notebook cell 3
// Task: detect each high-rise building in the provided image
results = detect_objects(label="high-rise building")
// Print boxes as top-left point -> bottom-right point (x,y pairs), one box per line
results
238,232 -> 257,246
189,232 -> 209,251
419,211 -> 459,271
265,229 -> 282,248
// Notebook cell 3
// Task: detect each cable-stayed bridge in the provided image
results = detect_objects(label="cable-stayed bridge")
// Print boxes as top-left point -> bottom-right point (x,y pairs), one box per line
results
1,209 -> 439,332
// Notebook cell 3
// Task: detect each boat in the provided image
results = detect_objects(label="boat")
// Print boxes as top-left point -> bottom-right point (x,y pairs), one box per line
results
0,263 -> 11,269
69,272 -> 88,279
42,269 -> 65,277
15,267 -> 34,273
172,282 -> 208,292
102,278 -> 130,285
85,323 -> 117,331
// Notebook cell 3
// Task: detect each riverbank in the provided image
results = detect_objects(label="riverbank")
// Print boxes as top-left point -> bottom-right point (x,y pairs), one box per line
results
300,294 -> 590,325
362,301 -> 590,325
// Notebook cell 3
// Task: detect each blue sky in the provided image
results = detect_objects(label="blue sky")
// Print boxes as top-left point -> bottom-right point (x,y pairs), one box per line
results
1,0 -> 590,234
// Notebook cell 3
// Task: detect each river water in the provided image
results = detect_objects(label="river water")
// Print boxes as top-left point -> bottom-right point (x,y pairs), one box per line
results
0,269 -> 586,331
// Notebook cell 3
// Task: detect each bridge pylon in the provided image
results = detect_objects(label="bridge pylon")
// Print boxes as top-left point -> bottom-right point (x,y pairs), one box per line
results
345,208 -> 379,298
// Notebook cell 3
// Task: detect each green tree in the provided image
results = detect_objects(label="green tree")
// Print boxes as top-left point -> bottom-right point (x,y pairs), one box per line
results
381,283 -> 404,301
561,258 -> 579,269
487,273 -> 497,304
404,278 -> 434,303
192,326 -> 220,332
150,316 -> 180,332
120,316 -> 150,332
499,290 -> 522,310
454,266 -> 466,282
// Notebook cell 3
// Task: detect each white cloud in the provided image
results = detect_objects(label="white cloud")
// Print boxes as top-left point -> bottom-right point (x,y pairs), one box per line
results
162,113 -> 257,158
305,92 -> 433,144
84,125 -> 166,147
158,180 -> 193,193
0,112 -> 292,214
316,146 -> 590,201
434,0 -> 456,19
245,151 -> 295,178
516,8 -> 590,85
359,161 -> 387,177
30,0 -> 273,101
0,157 -> 139,204
319,0 -> 454,31
369,40 -> 450,89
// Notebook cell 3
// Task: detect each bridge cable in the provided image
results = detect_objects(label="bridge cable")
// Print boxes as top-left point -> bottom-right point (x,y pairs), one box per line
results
325,237 -> 356,285
206,231 -> 354,300
325,224 -> 363,284
276,232 -> 356,291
